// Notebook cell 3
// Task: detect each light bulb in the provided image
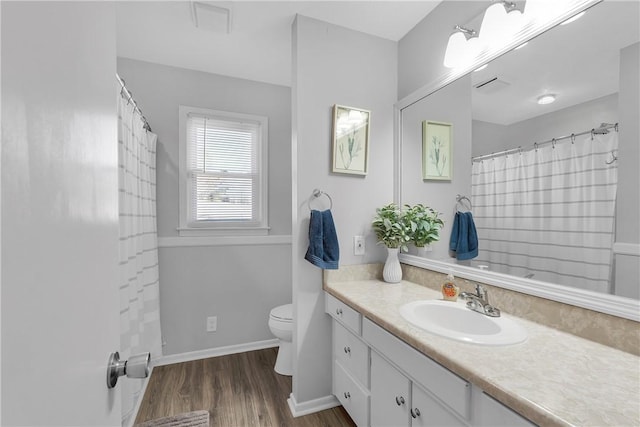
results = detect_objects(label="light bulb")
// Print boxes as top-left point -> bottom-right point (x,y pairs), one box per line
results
537,94 -> 556,105
480,3 -> 509,46
443,31 -> 468,68
480,2 -> 524,47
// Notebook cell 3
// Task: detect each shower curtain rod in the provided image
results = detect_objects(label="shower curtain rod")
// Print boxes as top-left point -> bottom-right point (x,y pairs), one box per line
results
471,122 -> 618,162
116,73 -> 151,132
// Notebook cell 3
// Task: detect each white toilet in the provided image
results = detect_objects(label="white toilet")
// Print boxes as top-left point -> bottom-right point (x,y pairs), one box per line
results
268,303 -> 293,376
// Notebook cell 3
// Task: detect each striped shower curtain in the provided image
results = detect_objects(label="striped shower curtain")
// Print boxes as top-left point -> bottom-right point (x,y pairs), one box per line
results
118,95 -> 163,425
471,131 -> 618,293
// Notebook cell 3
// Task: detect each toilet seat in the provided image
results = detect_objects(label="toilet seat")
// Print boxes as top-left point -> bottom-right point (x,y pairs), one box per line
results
270,304 -> 292,323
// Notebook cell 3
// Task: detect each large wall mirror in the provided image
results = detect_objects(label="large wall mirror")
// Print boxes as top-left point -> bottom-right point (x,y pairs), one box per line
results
398,0 -> 639,320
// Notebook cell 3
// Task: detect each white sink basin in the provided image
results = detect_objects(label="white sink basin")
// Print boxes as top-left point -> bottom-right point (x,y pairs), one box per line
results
399,300 -> 527,346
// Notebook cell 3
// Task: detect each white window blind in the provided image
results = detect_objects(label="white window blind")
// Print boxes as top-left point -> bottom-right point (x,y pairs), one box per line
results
180,107 -> 268,233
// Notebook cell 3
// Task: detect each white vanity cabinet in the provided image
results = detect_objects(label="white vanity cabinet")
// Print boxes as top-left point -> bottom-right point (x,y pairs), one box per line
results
367,320 -> 468,427
370,350 -> 464,427
325,292 -> 536,427
326,294 -> 370,427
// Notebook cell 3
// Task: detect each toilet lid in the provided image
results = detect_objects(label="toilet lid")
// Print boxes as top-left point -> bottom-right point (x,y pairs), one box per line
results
270,303 -> 292,322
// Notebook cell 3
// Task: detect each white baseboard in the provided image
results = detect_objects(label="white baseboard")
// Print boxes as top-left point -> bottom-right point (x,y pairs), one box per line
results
152,339 -> 279,367
287,392 -> 341,417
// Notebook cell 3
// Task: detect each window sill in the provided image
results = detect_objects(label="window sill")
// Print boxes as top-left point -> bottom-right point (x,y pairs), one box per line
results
159,234 -> 291,248
177,226 -> 270,237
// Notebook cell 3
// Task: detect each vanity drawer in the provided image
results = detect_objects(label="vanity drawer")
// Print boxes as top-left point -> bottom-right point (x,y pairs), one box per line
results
334,360 -> 370,427
333,320 -> 370,387
363,318 -> 471,420
326,293 -> 362,335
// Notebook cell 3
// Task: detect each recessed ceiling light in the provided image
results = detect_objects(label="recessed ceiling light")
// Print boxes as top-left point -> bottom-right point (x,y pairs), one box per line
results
560,11 -> 585,26
474,64 -> 488,72
537,94 -> 556,105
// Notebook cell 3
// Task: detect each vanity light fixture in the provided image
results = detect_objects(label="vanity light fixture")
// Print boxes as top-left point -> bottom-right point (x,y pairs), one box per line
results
443,25 -> 482,69
479,1 -> 524,47
537,94 -> 557,105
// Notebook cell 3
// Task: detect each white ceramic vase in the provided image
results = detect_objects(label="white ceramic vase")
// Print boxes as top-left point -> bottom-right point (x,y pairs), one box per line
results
383,247 -> 402,283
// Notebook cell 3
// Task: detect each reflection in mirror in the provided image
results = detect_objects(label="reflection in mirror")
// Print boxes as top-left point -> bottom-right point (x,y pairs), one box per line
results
399,1 -> 639,313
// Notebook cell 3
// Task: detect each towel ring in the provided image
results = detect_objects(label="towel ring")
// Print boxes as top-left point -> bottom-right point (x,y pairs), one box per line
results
455,194 -> 472,212
308,189 -> 333,210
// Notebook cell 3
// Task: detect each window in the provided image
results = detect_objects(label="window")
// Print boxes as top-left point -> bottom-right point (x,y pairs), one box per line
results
179,106 -> 268,236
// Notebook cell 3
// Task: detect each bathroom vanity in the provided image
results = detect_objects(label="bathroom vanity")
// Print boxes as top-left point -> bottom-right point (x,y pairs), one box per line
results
324,272 -> 640,427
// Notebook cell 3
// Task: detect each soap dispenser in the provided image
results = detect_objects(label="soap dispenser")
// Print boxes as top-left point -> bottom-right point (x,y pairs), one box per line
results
441,270 -> 459,301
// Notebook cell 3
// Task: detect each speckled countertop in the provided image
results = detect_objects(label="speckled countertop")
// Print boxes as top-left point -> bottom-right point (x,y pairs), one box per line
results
324,279 -> 640,427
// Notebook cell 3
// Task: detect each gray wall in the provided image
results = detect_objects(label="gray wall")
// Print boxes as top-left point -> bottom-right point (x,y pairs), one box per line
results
615,42 -> 640,299
117,58 -> 292,355
401,75 -> 473,260
472,93 -> 619,157
291,15 -> 397,407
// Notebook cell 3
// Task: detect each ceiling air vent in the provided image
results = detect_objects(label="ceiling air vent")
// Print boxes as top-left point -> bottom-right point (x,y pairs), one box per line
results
190,1 -> 232,34
474,77 -> 510,94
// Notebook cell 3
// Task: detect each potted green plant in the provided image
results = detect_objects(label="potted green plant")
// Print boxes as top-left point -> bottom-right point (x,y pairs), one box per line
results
404,204 -> 444,256
372,203 -> 410,283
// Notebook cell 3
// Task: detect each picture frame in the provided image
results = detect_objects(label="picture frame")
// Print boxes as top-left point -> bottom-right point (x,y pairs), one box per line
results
422,120 -> 452,181
332,104 -> 370,175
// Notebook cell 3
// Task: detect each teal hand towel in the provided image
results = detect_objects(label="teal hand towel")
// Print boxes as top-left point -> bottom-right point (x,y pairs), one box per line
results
305,209 -> 339,269
449,211 -> 478,260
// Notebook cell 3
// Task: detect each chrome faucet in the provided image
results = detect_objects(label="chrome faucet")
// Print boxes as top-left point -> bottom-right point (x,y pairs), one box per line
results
459,284 -> 501,317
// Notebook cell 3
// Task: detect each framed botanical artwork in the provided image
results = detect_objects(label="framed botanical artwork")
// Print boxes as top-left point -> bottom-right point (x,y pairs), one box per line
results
422,120 -> 452,181
332,104 -> 370,175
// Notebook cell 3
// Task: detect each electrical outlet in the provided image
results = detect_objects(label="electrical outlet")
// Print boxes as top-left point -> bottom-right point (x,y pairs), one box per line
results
354,235 -> 365,255
206,316 -> 217,332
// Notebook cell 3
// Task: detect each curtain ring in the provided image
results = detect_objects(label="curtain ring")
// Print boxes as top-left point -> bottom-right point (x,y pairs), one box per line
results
614,123 -> 619,132
591,129 -> 595,140
534,142 -> 538,152
571,134 -> 575,144
551,138 -> 556,149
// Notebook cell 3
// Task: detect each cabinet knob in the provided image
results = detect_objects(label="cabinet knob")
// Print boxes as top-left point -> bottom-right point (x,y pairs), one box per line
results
344,346 -> 351,354
344,391 -> 351,399
411,408 -> 421,418
336,308 -> 343,315
395,396 -> 405,406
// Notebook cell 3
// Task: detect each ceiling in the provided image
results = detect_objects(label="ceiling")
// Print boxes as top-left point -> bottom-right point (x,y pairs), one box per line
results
116,1 -> 639,125
116,1 -> 442,87
471,1 -> 640,125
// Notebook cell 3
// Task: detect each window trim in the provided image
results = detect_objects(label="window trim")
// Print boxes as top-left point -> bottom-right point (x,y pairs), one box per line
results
178,105 -> 269,236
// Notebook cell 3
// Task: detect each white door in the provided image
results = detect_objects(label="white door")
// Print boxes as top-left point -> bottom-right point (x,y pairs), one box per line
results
1,2 -> 121,425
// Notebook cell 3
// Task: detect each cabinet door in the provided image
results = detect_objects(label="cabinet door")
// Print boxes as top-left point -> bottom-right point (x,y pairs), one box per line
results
474,392 -> 536,427
334,360 -> 370,427
411,383 -> 466,427
370,351 -> 410,427
334,320 -> 370,387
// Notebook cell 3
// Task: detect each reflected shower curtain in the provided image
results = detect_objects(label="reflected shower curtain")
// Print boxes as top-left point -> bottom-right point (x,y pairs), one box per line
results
118,95 -> 163,425
471,131 -> 618,293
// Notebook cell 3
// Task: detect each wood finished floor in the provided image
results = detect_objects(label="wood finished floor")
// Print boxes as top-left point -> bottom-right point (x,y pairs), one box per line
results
135,347 -> 356,427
